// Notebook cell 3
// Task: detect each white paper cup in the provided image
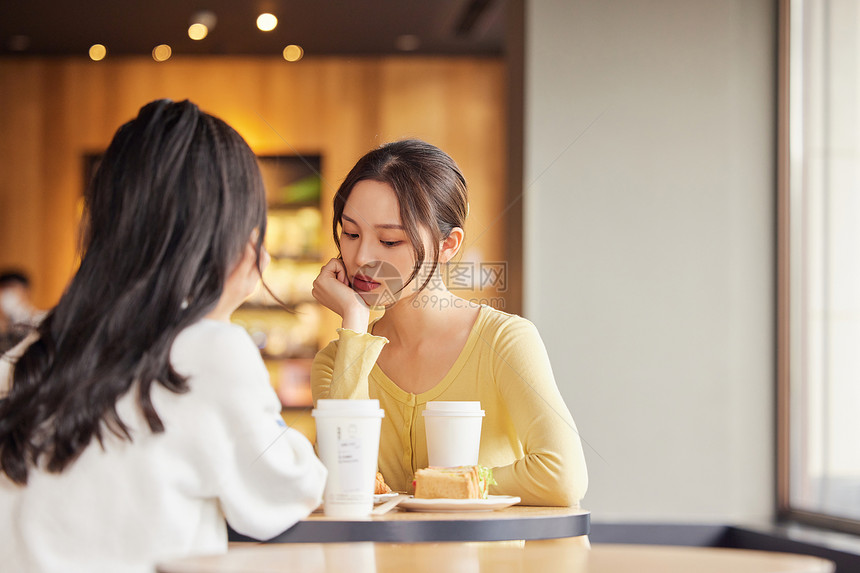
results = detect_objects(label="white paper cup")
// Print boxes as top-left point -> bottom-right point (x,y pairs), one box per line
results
312,399 -> 385,518
422,401 -> 484,467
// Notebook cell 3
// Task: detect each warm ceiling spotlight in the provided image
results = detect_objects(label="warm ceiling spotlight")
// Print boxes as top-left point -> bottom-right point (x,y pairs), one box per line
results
189,9 -> 216,40
282,44 -> 303,62
152,44 -> 172,62
188,23 -> 208,40
89,43 -> 107,61
257,13 -> 278,31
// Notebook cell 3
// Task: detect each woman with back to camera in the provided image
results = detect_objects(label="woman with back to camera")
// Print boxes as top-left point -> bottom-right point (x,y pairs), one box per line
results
0,100 -> 326,572
311,139 -> 587,507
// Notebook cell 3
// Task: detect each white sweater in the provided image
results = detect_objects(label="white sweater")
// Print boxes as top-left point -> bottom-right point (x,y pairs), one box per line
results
0,319 -> 327,573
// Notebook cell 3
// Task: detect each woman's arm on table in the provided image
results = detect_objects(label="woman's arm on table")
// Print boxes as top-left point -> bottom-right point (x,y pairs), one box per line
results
488,317 -> 588,507
310,329 -> 388,402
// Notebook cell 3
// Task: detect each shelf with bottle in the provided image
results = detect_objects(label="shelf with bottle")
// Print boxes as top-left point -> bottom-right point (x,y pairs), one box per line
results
243,257 -> 321,309
265,206 -> 323,261
232,302 -> 319,410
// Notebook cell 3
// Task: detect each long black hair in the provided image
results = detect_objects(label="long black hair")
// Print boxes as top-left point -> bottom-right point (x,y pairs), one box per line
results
0,99 -> 267,485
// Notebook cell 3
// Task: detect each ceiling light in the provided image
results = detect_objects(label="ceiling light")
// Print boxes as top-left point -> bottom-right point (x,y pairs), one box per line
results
189,10 -> 216,40
257,13 -> 278,32
283,45 -> 303,62
152,44 -> 172,62
88,44 -> 107,61
188,23 -> 208,40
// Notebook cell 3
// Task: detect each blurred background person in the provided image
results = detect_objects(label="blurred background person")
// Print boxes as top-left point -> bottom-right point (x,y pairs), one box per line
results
0,270 -> 42,355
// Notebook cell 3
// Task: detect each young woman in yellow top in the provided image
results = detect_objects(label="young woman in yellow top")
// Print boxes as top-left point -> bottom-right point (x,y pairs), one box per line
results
311,140 -> 587,506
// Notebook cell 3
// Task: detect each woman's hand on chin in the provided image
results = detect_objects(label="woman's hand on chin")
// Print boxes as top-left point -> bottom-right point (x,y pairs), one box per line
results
312,258 -> 370,332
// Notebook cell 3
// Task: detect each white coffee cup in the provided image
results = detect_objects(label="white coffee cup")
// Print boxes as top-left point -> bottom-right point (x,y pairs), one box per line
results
312,399 -> 385,518
422,401 -> 484,467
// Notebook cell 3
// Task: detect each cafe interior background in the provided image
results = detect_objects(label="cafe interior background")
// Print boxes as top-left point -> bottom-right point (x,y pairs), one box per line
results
2,0 -> 859,551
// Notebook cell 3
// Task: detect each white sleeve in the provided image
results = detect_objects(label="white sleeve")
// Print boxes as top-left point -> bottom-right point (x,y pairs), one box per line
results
0,333 -> 38,395
178,324 -> 327,540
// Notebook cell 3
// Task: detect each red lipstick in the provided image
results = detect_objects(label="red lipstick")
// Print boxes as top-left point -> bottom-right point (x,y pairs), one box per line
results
352,273 -> 380,292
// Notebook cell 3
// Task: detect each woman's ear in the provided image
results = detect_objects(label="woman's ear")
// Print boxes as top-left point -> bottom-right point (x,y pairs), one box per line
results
439,227 -> 465,263
233,228 -> 268,278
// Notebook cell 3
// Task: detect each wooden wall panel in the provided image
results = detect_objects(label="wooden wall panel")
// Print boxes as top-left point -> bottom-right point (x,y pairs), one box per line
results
0,56 -> 507,317
0,61 -> 48,302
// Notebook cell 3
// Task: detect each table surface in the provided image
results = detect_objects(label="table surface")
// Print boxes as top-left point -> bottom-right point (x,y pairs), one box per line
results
158,540 -> 836,573
230,505 -> 590,543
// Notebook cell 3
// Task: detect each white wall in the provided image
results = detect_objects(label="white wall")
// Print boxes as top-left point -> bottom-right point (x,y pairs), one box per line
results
524,0 -> 776,522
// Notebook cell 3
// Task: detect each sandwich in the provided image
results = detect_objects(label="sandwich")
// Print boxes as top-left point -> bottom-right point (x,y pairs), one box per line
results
413,466 -> 496,499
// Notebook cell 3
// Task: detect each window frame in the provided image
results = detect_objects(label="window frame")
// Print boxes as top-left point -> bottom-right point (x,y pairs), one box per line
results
776,0 -> 860,536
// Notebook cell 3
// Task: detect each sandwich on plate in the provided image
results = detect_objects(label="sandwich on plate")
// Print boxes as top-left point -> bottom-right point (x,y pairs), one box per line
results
413,466 -> 496,499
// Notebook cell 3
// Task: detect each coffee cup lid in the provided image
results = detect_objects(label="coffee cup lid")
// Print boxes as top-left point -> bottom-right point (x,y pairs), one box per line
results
423,401 -> 484,417
315,399 -> 380,409
425,401 -> 481,412
312,399 -> 385,418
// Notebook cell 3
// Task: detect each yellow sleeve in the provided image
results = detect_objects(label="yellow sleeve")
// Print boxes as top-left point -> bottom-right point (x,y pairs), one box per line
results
311,328 -> 388,402
488,318 -> 588,507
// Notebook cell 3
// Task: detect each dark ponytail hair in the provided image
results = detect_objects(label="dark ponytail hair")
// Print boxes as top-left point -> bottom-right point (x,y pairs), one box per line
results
0,99 -> 267,485
332,139 -> 469,292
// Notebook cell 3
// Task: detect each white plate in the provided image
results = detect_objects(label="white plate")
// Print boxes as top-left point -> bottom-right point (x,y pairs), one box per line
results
374,492 -> 400,504
399,495 -> 521,512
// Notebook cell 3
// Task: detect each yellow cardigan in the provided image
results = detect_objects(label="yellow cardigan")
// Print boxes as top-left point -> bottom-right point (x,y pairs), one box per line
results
311,305 -> 588,506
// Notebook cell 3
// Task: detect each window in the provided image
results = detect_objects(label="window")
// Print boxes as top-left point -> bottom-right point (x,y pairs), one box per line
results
779,0 -> 860,534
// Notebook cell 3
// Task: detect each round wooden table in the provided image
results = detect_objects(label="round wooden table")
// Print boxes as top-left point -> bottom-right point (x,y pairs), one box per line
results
229,506 -> 590,543
158,540 -> 835,573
